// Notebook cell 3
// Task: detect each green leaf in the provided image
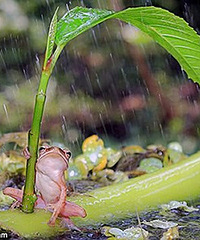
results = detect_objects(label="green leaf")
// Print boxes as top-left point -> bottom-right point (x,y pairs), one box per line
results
55,7 -> 114,46
115,7 -> 200,83
55,6 -> 200,84
43,7 -> 59,67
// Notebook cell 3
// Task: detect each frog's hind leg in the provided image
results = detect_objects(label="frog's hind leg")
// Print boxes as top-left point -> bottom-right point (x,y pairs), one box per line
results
61,200 -> 87,218
54,201 -> 86,230
3,187 -> 46,210
47,184 -> 67,226
3,187 -> 23,208
3,187 -> 23,202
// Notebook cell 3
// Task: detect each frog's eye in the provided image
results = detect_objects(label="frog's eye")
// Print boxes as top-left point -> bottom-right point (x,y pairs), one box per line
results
65,151 -> 72,159
39,146 -> 46,151
39,146 -> 48,154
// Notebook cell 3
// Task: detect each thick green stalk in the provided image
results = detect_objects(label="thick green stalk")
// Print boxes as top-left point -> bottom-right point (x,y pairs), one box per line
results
21,45 -> 64,213
68,151 -> 200,226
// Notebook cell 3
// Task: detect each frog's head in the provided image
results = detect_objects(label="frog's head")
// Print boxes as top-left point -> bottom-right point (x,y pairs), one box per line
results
38,145 -> 71,165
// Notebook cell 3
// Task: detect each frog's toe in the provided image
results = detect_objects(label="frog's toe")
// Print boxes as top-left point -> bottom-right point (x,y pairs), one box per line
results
23,147 -> 31,159
47,218 -> 56,227
46,203 -> 54,210
10,200 -> 21,209
61,217 -> 81,231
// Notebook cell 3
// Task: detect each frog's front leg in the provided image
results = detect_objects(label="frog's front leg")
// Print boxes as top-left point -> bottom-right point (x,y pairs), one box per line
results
48,179 -> 67,226
23,147 -> 31,160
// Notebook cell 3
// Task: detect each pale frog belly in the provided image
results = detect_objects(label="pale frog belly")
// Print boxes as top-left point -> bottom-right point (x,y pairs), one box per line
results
36,172 -> 60,204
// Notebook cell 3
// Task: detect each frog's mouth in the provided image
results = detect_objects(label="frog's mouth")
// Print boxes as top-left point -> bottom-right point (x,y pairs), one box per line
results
38,146 -> 71,165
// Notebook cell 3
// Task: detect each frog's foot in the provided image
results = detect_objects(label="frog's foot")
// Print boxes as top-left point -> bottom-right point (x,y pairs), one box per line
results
46,203 -> 54,211
23,147 -> 31,160
10,200 -> 21,209
61,217 -> 81,231
48,219 -> 55,227
47,205 -> 57,226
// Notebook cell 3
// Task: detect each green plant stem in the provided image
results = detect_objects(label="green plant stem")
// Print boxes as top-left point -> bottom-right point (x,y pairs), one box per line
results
21,45 -> 64,213
68,151 -> 200,226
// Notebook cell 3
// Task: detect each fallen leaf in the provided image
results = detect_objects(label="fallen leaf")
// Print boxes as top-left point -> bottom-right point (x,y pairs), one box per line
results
161,201 -> 199,212
102,226 -> 148,240
142,220 -> 178,229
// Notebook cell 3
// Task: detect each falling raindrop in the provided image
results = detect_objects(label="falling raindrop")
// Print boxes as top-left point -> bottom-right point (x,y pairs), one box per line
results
80,0 -> 85,7
66,3 -> 70,12
35,54 -> 40,71
91,29 -> 99,47
3,104 -> 10,125
99,113 -> 108,137
145,0 -> 152,6
183,2 -> 194,27
45,0 -> 50,8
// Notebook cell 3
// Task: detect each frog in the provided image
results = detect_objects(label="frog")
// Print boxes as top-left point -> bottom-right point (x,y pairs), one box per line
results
3,145 -> 87,229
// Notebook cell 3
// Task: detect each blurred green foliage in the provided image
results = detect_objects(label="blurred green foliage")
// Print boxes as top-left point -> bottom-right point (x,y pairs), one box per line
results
0,0 -> 200,154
